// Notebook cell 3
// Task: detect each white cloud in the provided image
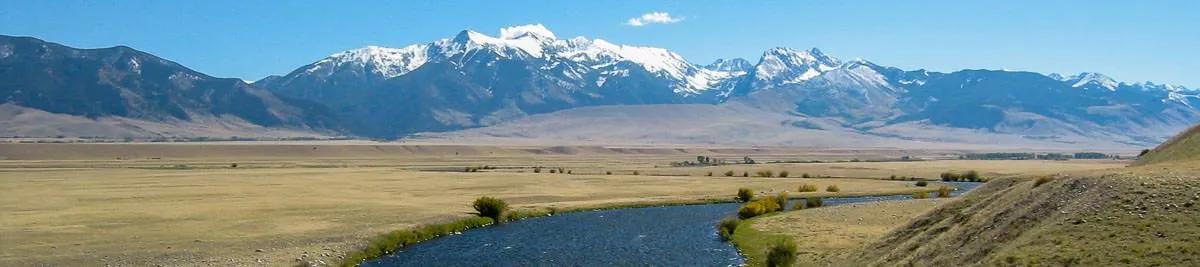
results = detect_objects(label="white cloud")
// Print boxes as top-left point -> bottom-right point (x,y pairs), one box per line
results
625,12 -> 682,27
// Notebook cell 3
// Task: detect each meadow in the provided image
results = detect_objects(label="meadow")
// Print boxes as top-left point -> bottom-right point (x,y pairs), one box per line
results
0,142 -> 1128,266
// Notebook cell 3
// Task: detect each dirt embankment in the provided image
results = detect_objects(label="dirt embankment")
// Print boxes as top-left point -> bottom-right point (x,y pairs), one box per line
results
855,166 -> 1200,266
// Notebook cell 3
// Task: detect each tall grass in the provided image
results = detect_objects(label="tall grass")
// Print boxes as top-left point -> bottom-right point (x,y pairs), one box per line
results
339,217 -> 493,267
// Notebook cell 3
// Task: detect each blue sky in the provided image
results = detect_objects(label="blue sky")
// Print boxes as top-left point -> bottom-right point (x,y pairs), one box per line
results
2,1 -> 1197,86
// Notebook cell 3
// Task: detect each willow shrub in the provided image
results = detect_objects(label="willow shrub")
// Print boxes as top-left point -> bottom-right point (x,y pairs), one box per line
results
717,217 -> 740,241
472,196 -> 509,222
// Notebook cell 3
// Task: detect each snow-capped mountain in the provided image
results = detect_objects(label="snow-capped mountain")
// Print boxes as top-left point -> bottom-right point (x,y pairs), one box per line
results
252,24 -> 1198,143
9,25 -> 1192,146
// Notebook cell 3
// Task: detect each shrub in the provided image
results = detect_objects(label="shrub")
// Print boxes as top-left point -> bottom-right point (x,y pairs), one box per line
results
738,202 -> 767,219
804,197 -> 823,208
775,192 -> 789,212
778,171 -> 789,178
606,171 -> 612,175
765,170 -> 775,177
937,186 -> 953,198
915,180 -> 928,187
738,197 -> 782,219
567,170 -> 572,174
912,191 -> 929,199
472,196 -> 509,222
549,169 -> 557,173
743,172 -> 749,177
766,239 -> 797,267
801,173 -> 811,178
707,171 -> 713,176
717,217 -> 740,241
797,183 -> 818,192
724,170 -> 735,177
793,202 -> 806,210
533,167 -> 542,173
632,170 -> 640,175
964,170 -> 981,182
230,163 -> 238,168
940,171 -> 962,182
826,184 -> 840,192
737,188 -> 754,202
889,174 -> 896,180
1034,176 -> 1053,187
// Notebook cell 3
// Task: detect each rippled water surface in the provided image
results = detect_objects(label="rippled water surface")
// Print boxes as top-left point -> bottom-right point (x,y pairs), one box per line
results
361,182 -> 982,266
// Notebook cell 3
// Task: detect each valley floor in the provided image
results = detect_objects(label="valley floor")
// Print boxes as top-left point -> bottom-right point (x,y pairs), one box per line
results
0,143 -> 1127,266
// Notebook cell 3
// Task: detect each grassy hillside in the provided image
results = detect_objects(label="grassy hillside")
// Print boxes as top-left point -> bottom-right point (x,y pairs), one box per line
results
854,171 -> 1200,266
1135,124 -> 1200,166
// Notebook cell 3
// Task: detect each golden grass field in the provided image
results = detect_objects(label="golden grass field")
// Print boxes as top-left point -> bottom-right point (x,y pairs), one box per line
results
744,199 -> 945,266
0,143 -> 1131,266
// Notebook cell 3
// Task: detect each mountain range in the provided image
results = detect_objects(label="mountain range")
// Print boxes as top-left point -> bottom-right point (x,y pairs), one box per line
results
3,25 -> 1197,148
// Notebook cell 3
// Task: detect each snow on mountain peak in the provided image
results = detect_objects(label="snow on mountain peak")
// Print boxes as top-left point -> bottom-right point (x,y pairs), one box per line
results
311,44 -> 430,78
499,24 -> 557,40
1068,72 -> 1118,90
754,47 -> 841,86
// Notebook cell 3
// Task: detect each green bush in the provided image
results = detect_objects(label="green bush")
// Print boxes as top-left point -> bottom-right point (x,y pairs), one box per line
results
738,202 -> 768,219
724,170 -> 735,177
826,184 -> 840,192
778,171 -> 789,178
1034,176 -> 1053,187
804,197 -> 823,208
717,217 -> 740,241
797,183 -> 818,192
915,180 -> 928,187
766,239 -> 797,267
913,191 -> 929,199
472,196 -> 509,222
738,197 -> 782,219
737,188 -> 754,202
937,186 -> 953,198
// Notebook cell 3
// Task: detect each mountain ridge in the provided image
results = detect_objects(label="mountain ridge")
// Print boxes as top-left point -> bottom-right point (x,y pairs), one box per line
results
3,25 -> 1198,147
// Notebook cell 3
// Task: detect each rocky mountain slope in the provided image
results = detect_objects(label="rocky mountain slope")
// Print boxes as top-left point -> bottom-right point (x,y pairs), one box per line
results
0,35 -> 339,138
3,25 -> 1197,146
259,25 -> 1198,146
